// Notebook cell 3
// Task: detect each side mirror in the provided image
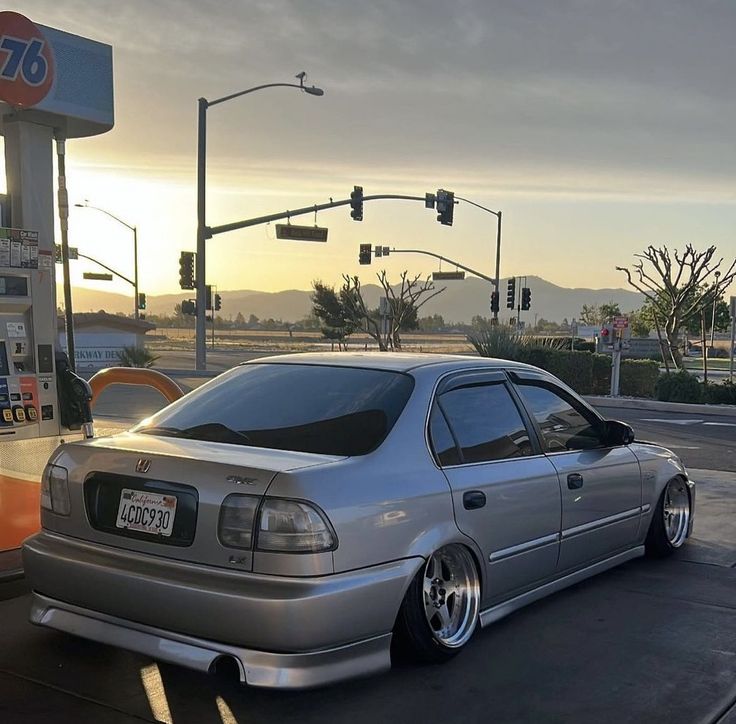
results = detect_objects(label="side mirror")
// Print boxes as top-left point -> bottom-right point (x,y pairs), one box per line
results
603,420 -> 635,447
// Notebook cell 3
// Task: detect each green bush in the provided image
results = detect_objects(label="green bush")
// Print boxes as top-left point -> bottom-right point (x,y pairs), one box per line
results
655,370 -> 703,403
619,359 -> 659,398
117,345 -> 159,368
592,354 -> 611,394
703,380 -> 736,405
516,347 -> 595,394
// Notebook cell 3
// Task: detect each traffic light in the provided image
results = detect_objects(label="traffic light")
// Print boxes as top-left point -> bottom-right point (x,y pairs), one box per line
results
506,278 -> 516,309
179,251 -> 195,290
490,290 -> 500,313
350,185 -> 363,221
359,243 -> 372,265
137,292 -> 147,310
205,284 -> 213,310
214,293 -> 222,311
436,189 -> 454,226
181,300 -> 196,315
521,287 -> 531,311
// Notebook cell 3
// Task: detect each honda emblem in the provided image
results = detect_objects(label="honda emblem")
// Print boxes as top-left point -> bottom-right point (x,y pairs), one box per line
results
135,459 -> 151,474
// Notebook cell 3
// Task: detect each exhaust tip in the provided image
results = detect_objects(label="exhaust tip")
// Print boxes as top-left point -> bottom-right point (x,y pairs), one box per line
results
209,655 -> 245,683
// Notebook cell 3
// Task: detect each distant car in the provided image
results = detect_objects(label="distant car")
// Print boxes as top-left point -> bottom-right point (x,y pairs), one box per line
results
687,345 -> 703,357
23,353 -> 694,689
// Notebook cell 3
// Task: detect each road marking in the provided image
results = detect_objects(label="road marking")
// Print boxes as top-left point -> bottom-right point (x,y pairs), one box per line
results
640,418 -> 703,425
703,422 -> 736,427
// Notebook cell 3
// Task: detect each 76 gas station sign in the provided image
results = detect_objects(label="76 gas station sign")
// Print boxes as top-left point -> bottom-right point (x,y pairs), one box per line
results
0,11 -> 55,108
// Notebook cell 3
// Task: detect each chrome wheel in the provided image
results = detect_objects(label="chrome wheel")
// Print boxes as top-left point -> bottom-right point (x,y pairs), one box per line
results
663,478 -> 690,548
422,545 -> 480,648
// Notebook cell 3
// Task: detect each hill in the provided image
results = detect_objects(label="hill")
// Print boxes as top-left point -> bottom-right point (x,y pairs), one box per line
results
62,276 -> 643,324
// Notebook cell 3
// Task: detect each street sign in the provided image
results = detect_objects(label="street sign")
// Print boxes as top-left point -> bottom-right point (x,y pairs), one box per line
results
730,296 -> 736,319
54,244 -> 77,262
275,224 -> 328,242
432,271 -> 465,281
82,272 -> 112,281
613,316 -> 629,329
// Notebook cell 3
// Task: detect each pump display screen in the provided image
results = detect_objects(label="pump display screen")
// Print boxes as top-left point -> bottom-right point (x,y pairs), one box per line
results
0,343 -> 8,376
0,275 -> 29,297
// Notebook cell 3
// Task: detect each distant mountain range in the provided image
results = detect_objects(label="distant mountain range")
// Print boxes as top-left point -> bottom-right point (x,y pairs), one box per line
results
65,277 -> 644,325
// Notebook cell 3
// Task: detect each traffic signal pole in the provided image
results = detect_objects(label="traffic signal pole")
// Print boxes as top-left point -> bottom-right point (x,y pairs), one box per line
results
195,97 -> 207,370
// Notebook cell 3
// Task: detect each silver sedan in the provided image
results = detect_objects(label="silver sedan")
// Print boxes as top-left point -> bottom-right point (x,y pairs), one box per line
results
23,353 -> 694,688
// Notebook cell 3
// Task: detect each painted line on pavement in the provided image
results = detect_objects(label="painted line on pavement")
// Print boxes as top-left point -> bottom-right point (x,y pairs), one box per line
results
640,418 -> 704,425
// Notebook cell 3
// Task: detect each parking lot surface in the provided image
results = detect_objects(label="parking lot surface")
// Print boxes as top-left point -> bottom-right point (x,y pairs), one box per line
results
0,468 -> 734,723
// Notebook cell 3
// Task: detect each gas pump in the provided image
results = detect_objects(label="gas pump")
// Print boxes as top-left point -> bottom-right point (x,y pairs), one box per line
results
0,11 -> 113,571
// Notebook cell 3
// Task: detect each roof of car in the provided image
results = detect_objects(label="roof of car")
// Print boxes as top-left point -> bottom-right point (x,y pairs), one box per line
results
242,352 -> 527,373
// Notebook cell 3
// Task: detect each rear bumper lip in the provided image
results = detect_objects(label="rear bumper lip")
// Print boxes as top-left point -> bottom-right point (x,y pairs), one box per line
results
30,592 -> 392,689
23,530 -> 421,675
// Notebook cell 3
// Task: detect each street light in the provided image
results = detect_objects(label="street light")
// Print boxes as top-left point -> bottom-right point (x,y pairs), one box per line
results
710,270 -> 721,351
452,196 -> 502,323
75,201 -> 139,319
195,71 -> 324,370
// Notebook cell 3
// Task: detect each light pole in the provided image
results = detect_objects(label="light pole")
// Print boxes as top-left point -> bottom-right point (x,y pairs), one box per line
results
75,202 -> 139,319
454,196 -> 502,323
710,270 -> 721,351
196,72 -> 324,370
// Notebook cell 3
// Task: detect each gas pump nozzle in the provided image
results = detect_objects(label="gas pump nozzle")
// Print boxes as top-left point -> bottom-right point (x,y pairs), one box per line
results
55,351 -> 94,439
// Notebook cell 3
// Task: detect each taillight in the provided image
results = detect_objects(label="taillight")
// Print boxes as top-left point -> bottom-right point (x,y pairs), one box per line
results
40,464 -> 71,516
256,498 -> 336,553
218,494 -> 259,549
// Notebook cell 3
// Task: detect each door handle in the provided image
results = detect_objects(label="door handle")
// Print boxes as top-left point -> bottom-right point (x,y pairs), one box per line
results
567,473 -> 584,490
463,490 -> 486,510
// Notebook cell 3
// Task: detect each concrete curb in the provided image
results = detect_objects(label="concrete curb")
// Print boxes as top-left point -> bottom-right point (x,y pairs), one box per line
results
586,395 -> 736,417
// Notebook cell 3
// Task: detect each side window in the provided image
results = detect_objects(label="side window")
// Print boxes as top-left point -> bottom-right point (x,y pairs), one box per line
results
429,405 -> 461,467
516,381 -> 603,452
437,383 -> 533,464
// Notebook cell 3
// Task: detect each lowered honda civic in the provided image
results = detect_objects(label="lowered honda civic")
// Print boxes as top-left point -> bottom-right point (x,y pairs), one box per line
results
23,353 -> 694,689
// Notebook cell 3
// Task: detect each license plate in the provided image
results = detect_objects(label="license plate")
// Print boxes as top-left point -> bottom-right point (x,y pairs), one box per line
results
115,488 -> 177,537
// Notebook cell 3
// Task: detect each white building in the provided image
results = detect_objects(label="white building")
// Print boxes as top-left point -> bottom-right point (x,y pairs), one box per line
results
58,312 -> 156,371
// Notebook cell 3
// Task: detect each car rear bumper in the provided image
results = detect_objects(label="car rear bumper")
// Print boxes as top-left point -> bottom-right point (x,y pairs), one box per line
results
30,592 -> 392,689
23,530 -> 422,685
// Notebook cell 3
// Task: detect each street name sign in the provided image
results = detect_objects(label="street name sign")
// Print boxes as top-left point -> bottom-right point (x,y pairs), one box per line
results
433,271 -> 465,280
275,224 -> 328,242
83,272 -> 112,281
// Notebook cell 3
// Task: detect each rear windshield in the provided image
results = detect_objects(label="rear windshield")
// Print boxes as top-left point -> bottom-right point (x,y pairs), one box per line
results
134,363 -> 415,456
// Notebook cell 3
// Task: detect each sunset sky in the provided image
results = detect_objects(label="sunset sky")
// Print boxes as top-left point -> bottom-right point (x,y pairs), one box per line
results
5,0 -> 736,301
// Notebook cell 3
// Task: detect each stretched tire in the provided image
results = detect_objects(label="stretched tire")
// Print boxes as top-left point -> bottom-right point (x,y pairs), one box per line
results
646,477 -> 691,557
395,544 -> 480,663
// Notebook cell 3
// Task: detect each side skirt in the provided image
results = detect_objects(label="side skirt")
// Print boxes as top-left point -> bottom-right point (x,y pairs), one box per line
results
479,546 -> 645,628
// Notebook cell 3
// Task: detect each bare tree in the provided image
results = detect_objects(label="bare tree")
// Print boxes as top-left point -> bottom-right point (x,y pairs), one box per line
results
340,272 -> 445,351
617,245 -> 735,369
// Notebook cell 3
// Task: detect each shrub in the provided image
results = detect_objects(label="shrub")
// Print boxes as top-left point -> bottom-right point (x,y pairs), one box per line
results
516,347 -> 595,394
592,354 -> 611,394
117,345 -> 159,368
467,325 -> 519,360
619,359 -> 659,398
655,370 -> 702,403
703,380 -> 736,405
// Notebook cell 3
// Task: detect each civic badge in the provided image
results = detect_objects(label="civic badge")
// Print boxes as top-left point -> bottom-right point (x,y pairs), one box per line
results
226,475 -> 257,486
135,458 -> 151,473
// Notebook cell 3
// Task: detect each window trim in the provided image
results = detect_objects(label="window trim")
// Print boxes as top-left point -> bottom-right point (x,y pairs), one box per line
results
428,373 -> 542,468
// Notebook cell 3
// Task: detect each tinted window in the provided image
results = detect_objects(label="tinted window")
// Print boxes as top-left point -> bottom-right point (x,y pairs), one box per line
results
429,405 -> 461,467
438,383 -> 532,464
516,382 -> 603,452
134,364 -> 414,456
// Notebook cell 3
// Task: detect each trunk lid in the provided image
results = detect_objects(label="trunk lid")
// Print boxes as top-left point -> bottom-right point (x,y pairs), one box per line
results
44,431 -> 344,570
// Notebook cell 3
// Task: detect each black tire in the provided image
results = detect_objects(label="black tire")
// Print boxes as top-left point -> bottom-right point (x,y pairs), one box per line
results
646,477 -> 691,558
394,545 -> 480,664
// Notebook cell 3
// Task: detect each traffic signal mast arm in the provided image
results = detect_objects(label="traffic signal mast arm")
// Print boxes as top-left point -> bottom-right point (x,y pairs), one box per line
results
76,252 -> 135,287
385,248 -> 497,286
207,194 -> 429,238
